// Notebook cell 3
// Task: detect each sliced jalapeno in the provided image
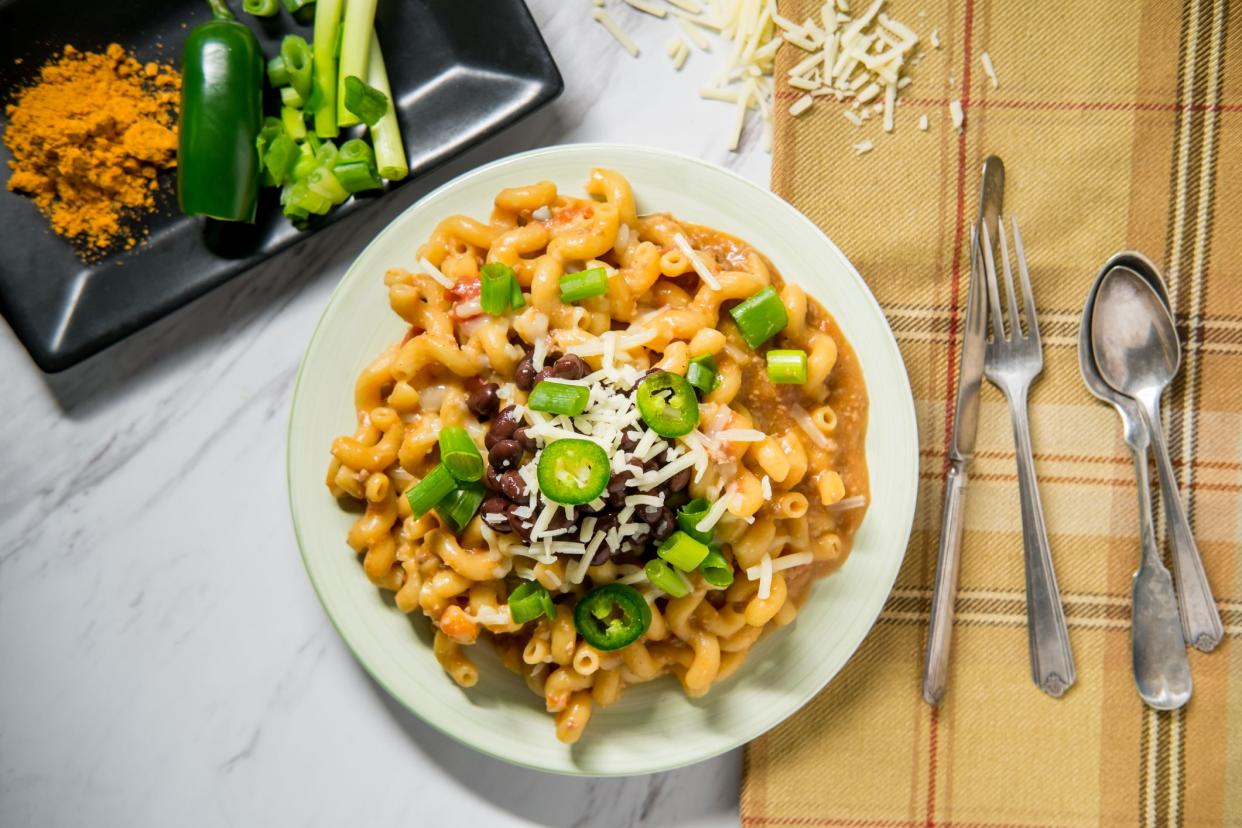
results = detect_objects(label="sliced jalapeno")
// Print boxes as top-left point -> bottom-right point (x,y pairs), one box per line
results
536,439 -> 611,505
636,371 -> 699,438
573,583 -> 651,651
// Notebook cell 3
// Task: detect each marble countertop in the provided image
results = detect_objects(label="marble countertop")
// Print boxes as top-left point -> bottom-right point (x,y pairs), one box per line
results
0,2 -> 770,826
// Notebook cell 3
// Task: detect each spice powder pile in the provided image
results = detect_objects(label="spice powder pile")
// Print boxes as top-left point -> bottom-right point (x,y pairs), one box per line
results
3,43 -> 180,257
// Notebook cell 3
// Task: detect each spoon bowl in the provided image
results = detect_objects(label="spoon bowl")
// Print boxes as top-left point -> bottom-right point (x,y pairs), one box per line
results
1091,268 -> 1180,407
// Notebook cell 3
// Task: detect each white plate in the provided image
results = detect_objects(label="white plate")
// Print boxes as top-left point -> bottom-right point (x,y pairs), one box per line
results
287,144 -> 918,776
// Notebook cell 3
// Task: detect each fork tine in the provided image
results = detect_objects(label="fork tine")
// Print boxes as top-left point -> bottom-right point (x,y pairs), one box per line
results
1010,216 -> 1040,345
980,222 -> 1005,342
996,219 -> 1021,339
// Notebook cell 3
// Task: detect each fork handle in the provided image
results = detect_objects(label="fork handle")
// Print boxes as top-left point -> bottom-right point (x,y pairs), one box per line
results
1007,389 -> 1077,697
922,460 -> 968,705
1142,397 -> 1223,651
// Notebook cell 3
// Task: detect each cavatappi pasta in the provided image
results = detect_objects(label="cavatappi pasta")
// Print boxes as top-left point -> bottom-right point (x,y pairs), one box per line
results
326,169 -> 869,743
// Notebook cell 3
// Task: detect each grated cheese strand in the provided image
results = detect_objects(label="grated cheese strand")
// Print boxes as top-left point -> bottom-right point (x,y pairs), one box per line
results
593,9 -> 641,57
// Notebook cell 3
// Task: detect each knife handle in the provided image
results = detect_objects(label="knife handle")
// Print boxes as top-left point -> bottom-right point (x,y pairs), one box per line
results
923,461 -> 968,705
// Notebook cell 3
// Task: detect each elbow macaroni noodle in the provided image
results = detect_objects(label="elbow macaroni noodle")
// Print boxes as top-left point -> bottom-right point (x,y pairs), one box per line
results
326,170 -> 870,743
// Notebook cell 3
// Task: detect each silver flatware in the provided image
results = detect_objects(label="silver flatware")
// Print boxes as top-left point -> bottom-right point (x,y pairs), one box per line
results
981,217 -> 1076,697
1083,254 -> 1221,652
922,155 -> 1004,706
1080,257 -> 1193,709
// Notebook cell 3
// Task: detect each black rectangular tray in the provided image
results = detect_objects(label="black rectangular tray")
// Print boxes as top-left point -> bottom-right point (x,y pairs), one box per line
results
0,0 -> 561,372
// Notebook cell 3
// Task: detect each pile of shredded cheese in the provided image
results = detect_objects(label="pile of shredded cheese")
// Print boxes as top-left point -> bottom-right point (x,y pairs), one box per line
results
589,0 -> 1002,154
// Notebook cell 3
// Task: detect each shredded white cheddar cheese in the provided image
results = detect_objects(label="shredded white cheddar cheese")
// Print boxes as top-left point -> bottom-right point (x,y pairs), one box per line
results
949,98 -> 964,131
981,51 -> 999,89
593,9 -> 641,57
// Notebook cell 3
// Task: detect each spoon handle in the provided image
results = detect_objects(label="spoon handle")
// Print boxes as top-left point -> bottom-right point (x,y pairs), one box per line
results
1142,397 -> 1223,651
1006,391 -> 1076,697
1128,438 -> 1193,709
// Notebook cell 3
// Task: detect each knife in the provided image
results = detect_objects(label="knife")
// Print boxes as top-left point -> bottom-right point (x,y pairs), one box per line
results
922,156 -> 1004,705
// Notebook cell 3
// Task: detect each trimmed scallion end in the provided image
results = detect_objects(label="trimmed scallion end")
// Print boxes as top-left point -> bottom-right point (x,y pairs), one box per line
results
480,262 -> 518,316
644,558 -> 691,598
676,498 -> 713,544
559,267 -> 608,303
657,530 -> 711,572
699,545 -> 734,588
508,581 -> 556,623
405,464 -> 457,517
312,0 -> 344,137
365,30 -> 408,180
438,427 -> 484,482
766,349 -> 808,384
729,286 -> 789,349
435,483 -> 485,533
336,0 -> 379,127
528,380 -> 590,416
343,75 -> 389,127
685,354 -> 719,395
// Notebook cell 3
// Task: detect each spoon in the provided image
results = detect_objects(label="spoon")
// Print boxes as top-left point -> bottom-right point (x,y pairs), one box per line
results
1081,255 -> 1222,652
1089,265 -> 1191,709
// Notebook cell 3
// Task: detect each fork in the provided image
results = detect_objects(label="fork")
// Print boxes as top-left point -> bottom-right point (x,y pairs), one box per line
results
981,217 -> 1077,698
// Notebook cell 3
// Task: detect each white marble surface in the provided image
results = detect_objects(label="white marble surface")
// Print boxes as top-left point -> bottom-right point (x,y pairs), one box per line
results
0,3 -> 770,826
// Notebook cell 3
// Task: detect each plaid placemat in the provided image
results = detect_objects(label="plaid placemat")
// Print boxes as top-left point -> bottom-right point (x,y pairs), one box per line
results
741,1 -> 1241,825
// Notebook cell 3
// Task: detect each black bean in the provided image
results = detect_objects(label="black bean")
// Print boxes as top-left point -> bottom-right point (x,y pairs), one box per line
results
593,512 -> 618,535
466,379 -> 500,418
637,504 -> 664,525
507,507 -> 533,541
607,471 -> 631,507
481,496 -> 512,531
514,425 -> 536,452
591,545 -> 612,566
652,511 -> 676,542
515,353 -> 536,391
499,470 -> 526,501
551,354 -> 589,380
668,468 -> 692,492
532,366 -> 555,387
489,439 -> 523,471
619,430 -> 639,452
642,457 -> 661,473
665,489 -> 690,511
485,405 -> 521,449
484,465 -> 503,492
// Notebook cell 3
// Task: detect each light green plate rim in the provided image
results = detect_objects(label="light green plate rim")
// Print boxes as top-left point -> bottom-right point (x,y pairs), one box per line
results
287,143 -> 918,777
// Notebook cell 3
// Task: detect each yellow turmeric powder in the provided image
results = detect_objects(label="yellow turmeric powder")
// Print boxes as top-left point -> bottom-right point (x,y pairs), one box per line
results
3,43 -> 180,257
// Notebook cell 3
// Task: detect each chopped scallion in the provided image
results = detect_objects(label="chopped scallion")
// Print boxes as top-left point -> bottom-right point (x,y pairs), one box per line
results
267,55 -> 290,88
657,530 -> 711,572
509,581 -> 556,623
333,162 -> 381,194
342,75 -> 389,127
685,354 -> 719,395
676,498 -> 713,544
729,286 -> 789,349
280,35 -> 314,100
280,106 -> 307,141
405,464 -> 457,517
766,349 -> 808,384
480,262 -> 517,316
435,483 -> 485,533
559,267 -> 608,303
644,558 -> 691,598
280,85 -> 304,109
306,166 -> 349,205
699,545 -> 734,588
439,427 -> 484,482
528,380 -> 590,416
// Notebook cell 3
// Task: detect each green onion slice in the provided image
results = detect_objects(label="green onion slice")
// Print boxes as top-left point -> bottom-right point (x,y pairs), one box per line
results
559,267 -> 608,303
480,262 -> 516,316
435,483 -> 485,533
267,55 -> 291,88
439,427 -> 484,482
337,137 -> 377,171
766,349 -> 808,384
685,354 -> 719,395
537,439 -> 611,505
699,545 -> 734,588
644,558 -> 691,598
528,380 -> 590,416
509,581 -> 556,624
510,276 -> 526,309
405,464 -> 457,517
729,285 -> 789,349
676,498 -> 713,544
333,161 -> 382,194
280,85 -> 305,109
636,371 -> 699,438
280,106 -> 307,141
280,35 -> 314,100
657,530 -> 711,572
342,75 -> 389,127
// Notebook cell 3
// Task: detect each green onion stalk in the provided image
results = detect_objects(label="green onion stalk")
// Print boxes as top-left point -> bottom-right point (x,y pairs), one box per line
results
312,0 -> 345,137
336,0 -> 378,127
366,30 -> 408,180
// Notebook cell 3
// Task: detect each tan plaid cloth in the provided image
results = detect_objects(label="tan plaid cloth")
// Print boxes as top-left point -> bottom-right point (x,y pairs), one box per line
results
741,1 -> 1242,826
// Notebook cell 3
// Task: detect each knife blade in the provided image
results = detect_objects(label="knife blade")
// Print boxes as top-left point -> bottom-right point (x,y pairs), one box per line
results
950,155 -> 1004,463
922,155 -> 1003,705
